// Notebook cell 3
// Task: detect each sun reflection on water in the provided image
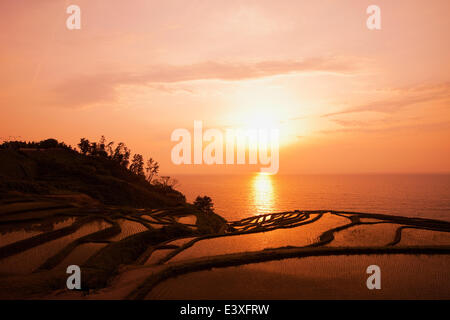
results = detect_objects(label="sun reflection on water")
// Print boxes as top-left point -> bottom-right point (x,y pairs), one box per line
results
251,172 -> 275,215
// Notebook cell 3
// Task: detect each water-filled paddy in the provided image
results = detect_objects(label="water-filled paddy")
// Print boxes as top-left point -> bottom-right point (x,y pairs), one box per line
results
0,219 -> 110,274
148,255 -> 450,299
171,214 -> 348,262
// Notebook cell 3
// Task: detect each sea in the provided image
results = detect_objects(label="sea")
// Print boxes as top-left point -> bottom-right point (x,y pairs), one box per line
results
174,174 -> 450,221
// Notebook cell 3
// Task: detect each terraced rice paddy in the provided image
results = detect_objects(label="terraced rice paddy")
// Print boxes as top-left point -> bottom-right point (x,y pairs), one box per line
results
0,194 -> 449,299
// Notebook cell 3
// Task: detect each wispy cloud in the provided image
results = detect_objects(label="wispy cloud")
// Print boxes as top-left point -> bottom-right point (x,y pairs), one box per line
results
320,120 -> 450,135
51,57 -> 360,108
322,83 -> 450,117
133,58 -> 358,83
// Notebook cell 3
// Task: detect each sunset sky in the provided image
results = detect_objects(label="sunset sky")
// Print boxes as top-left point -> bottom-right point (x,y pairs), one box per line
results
1,0 -> 449,174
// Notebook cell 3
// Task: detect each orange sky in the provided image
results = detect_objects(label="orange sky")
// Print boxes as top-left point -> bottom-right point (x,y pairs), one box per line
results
1,0 -> 449,174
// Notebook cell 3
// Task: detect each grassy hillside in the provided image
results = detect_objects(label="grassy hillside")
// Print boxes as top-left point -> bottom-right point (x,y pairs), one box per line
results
0,143 -> 185,208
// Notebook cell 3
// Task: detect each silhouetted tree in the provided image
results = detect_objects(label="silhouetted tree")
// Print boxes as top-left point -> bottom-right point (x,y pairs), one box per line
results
106,141 -> 114,157
39,138 -> 59,149
1,139 -> 73,150
130,154 -> 145,177
145,157 -> 159,183
158,175 -> 178,188
194,196 -> 214,213
78,138 -> 90,155
112,142 -> 131,167
97,135 -> 108,157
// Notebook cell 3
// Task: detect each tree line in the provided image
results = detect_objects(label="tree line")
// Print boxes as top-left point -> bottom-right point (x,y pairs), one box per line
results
77,136 -> 177,188
0,136 -> 176,188
0,138 -> 72,151
1,136 -> 214,211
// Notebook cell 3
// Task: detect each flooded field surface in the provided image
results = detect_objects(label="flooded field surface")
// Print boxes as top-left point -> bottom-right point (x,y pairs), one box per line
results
148,255 -> 450,299
0,196 -> 449,300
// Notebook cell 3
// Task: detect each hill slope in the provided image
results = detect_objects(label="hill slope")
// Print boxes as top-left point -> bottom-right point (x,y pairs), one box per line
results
0,147 -> 185,208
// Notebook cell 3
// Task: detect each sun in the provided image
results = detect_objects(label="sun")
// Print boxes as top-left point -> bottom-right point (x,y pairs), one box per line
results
225,105 -> 296,148
221,83 -> 302,147
239,108 -> 280,129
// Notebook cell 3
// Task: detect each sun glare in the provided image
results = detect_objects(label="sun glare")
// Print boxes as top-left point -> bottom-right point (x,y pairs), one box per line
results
223,85 -> 299,147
